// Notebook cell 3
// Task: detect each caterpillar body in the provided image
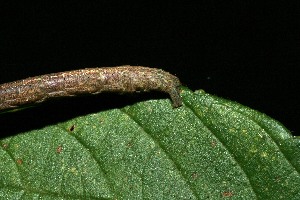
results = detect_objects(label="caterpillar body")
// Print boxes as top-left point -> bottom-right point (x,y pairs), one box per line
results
0,66 -> 182,111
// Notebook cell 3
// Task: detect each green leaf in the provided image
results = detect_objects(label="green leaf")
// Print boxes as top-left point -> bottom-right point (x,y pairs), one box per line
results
1,87 -> 299,199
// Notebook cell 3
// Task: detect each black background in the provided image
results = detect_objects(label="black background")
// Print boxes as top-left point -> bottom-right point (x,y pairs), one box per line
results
1,2 -> 299,136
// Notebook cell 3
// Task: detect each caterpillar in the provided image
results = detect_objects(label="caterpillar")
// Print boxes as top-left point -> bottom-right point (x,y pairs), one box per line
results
0,65 -> 182,111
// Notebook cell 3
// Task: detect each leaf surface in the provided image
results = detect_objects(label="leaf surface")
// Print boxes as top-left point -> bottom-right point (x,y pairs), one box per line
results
1,87 -> 299,199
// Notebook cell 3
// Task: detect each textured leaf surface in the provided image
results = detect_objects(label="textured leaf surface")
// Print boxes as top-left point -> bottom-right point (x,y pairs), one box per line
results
1,87 -> 299,199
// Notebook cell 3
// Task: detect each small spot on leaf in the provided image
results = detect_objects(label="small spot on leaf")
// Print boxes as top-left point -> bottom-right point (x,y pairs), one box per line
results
16,158 -> 23,165
69,124 -> 75,132
222,191 -> 233,197
2,143 -> 8,149
191,172 -> 198,180
99,117 -> 105,123
56,145 -> 63,153
211,140 -> 216,148
126,141 -> 133,148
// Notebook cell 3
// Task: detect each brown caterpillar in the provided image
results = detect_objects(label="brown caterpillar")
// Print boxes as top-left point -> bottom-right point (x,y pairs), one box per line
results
0,65 -> 182,111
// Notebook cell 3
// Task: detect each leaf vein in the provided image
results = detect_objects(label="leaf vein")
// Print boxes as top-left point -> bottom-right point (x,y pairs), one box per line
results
183,101 -> 258,199
120,109 -> 199,199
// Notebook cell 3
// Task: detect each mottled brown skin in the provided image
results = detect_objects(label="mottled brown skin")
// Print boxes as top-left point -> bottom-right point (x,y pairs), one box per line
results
0,66 -> 182,111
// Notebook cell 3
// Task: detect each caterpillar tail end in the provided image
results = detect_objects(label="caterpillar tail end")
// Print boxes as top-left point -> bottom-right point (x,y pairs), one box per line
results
169,86 -> 183,108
